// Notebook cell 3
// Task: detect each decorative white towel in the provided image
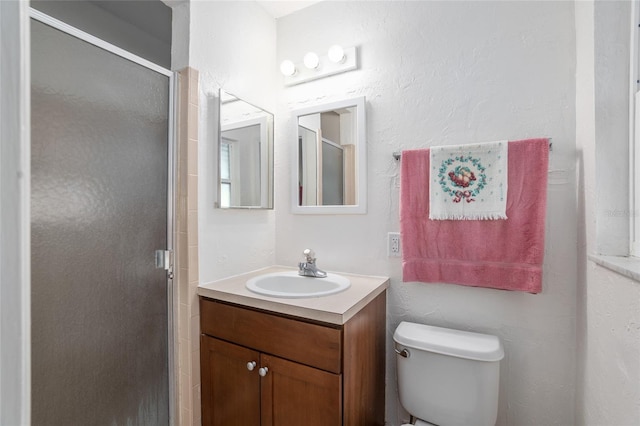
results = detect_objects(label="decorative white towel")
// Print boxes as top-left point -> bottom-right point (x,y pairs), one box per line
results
429,140 -> 508,220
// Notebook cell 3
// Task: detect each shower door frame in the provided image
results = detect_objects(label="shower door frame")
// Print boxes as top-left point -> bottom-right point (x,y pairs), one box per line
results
29,8 -> 178,425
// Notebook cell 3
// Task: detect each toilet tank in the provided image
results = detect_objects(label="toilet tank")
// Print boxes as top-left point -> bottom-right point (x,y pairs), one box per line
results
393,321 -> 504,426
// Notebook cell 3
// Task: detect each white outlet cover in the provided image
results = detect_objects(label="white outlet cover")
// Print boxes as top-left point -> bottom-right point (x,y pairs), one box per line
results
388,232 -> 401,257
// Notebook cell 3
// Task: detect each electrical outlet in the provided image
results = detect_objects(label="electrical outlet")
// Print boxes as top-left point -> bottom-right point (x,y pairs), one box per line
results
388,232 -> 401,257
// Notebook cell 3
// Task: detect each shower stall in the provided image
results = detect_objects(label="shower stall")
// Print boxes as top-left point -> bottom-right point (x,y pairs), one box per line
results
30,9 -> 175,425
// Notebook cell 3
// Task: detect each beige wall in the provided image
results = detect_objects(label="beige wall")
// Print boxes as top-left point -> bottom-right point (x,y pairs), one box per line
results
176,67 -> 200,426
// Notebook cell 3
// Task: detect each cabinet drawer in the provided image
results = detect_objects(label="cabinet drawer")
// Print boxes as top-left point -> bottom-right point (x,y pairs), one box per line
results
200,298 -> 342,374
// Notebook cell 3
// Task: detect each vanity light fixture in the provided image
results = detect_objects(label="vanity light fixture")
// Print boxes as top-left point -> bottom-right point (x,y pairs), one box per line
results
279,59 -> 297,77
280,45 -> 358,86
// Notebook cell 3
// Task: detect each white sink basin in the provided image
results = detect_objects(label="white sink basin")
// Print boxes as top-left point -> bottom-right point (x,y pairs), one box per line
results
246,270 -> 351,298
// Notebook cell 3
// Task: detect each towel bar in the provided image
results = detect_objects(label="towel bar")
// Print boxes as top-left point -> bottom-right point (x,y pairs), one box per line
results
392,139 -> 553,160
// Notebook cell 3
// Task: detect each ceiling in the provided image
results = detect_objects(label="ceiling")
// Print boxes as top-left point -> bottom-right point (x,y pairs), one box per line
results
256,0 -> 322,18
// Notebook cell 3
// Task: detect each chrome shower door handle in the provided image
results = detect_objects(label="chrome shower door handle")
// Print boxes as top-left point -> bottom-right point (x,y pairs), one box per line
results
155,249 -> 174,279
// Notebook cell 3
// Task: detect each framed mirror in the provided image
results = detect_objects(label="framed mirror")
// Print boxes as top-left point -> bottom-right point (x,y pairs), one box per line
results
292,96 -> 366,214
218,90 -> 274,209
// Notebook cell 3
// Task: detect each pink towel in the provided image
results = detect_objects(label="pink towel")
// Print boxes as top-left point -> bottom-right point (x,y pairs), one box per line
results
400,138 -> 548,293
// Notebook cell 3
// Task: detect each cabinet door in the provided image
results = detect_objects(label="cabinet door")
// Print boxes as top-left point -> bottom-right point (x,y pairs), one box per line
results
201,336 -> 260,426
260,354 -> 342,426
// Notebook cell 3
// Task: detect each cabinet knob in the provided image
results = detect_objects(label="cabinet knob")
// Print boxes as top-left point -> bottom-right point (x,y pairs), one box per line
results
246,361 -> 257,371
258,367 -> 269,377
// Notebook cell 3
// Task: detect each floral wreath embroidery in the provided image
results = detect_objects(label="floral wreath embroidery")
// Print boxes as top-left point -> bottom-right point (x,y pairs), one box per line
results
438,155 -> 487,203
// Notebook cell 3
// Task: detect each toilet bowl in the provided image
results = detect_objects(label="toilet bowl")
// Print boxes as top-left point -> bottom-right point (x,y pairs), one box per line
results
394,321 -> 504,426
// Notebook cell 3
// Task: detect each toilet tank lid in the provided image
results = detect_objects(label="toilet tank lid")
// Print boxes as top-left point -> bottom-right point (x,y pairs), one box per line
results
393,321 -> 504,362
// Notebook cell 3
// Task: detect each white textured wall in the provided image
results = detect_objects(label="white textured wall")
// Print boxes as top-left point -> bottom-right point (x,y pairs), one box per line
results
190,1 -> 278,283
578,265 -> 640,425
275,2 -> 577,425
576,1 -> 640,424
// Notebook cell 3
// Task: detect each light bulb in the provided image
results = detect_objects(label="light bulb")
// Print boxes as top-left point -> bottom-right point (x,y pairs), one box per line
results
327,45 -> 345,63
280,60 -> 296,77
303,52 -> 320,69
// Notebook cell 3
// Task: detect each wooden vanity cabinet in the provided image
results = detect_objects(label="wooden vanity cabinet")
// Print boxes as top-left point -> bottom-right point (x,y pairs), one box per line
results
200,292 -> 386,426
201,336 -> 341,426
201,337 -> 261,425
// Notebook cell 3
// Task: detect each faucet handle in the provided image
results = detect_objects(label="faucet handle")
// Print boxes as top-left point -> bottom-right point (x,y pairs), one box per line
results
302,248 -> 316,262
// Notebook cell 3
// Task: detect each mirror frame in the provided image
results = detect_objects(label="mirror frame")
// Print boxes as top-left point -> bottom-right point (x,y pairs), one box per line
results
217,89 -> 274,209
291,96 -> 367,214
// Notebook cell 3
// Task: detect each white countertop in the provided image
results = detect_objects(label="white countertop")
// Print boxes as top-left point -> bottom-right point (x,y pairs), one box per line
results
197,266 -> 390,325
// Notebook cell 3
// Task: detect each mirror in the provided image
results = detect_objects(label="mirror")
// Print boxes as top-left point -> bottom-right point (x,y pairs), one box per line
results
292,96 -> 366,214
218,90 -> 273,209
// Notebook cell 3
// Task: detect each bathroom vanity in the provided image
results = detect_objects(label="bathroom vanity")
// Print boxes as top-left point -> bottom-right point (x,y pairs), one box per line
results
198,266 -> 389,426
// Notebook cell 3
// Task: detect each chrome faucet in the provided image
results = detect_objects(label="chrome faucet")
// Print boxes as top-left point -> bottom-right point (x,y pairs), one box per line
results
298,249 -> 327,278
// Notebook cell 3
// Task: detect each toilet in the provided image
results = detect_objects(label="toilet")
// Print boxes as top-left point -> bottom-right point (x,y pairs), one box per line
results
393,321 -> 504,426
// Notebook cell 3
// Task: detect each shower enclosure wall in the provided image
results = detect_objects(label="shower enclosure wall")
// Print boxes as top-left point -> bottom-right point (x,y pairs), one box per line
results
30,10 -> 175,425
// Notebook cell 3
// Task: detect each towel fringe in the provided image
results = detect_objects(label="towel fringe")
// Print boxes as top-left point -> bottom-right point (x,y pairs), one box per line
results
429,213 -> 508,221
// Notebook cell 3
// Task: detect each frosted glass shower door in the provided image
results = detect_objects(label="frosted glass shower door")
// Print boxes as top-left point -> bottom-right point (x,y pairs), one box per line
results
31,19 -> 172,425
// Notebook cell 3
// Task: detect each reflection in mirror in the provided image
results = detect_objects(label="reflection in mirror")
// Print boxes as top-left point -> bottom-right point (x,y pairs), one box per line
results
218,90 -> 273,209
292,96 -> 366,214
